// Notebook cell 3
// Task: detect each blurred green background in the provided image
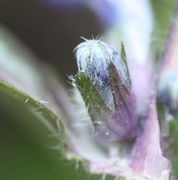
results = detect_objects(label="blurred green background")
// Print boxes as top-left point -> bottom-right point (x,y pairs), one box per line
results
0,90 -> 101,180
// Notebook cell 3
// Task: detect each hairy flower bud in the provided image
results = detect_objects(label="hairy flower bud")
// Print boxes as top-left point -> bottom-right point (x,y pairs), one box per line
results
75,39 -> 129,108
74,39 -> 136,141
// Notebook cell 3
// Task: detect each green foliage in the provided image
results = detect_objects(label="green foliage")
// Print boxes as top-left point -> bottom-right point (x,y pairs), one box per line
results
0,80 -> 62,135
151,0 -> 178,56
0,80 -> 102,180
170,114 -> 178,180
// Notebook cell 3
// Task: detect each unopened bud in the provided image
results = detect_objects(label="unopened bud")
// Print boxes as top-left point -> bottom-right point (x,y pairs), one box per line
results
75,39 -> 129,108
74,39 -> 136,141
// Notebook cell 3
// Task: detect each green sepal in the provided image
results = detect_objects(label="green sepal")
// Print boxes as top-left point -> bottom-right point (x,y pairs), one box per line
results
121,42 -> 127,64
120,42 -> 131,87
74,71 -> 111,127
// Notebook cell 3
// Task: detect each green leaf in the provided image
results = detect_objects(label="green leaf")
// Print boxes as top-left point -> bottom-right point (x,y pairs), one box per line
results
0,88 -> 102,180
0,79 -> 65,153
170,113 -> 178,179
157,100 -> 178,179
151,0 -> 178,56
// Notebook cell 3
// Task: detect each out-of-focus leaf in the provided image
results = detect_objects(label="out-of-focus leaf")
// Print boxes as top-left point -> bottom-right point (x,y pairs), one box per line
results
158,109 -> 178,179
0,79 -> 65,152
0,89 -> 102,180
0,25 -> 66,117
169,114 -> 178,180
0,25 -> 109,176
0,25 -> 103,180
151,0 -> 178,56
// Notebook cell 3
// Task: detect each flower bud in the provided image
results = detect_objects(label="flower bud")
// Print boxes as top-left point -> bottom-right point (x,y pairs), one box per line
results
74,39 -> 136,141
75,39 -> 130,108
